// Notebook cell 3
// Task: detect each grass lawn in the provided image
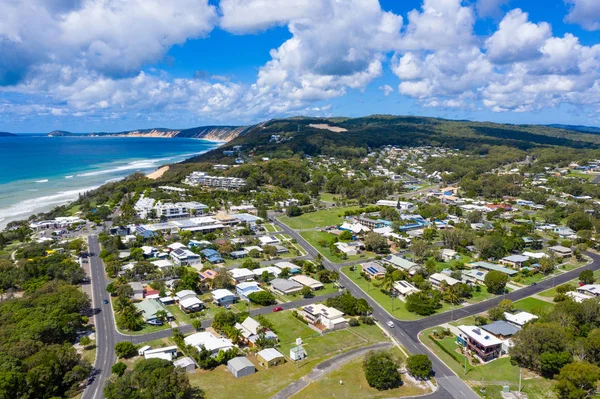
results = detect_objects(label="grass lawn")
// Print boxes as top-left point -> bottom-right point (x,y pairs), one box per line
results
513,297 -> 554,315
342,266 -> 457,320
278,206 -> 359,230
319,192 -> 341,202
191,311 -> 392,399
300,231 -> 374,264
290,347 -> 429,399
512,271 -> 557,286
263,223 -> 281,233
81,343 -> 97,365
420,327 -> 556,399
466,286 -> 493,304
274,282 -> 339,303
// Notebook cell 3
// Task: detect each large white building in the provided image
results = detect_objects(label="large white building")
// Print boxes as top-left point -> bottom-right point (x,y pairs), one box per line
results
184,332 -> 235,357
185,171 -> 246,189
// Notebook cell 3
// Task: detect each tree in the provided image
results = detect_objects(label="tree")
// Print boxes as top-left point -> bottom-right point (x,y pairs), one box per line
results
539,256 -> 555,275
406,290 -> 442,316
326,291 -> 372,316
80,336 -> 92,348
540,351 -> 572,378
286,205 -> 303,217
406,354 -> 433,380
579,270 -> 595,285
212,269 -> 234,289
488,300 -> 513,321
555,361 -> 600,399
115,341 -> 137,358
300,286 -> 313,298
247,291 -> 276,306
410,239 -> 429,261
112,362 -> 127,376
104,358 -> 202,399
363,350 -> 402,390
510,323 -> 569,372
567,212 -> 593,232
130,247 -> 144,261
339,230 -> 353,241
484,270 -> 509,294
192,319 -> 203,331
116,284 -> 134,298
116,305 -> 143,331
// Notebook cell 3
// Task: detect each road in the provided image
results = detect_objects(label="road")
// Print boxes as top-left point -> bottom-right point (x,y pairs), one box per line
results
83,235 -> 117,399
272,216 -> 600,399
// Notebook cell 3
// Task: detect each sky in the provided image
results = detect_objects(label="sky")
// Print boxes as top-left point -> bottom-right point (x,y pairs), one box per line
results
1,0 -> 600,132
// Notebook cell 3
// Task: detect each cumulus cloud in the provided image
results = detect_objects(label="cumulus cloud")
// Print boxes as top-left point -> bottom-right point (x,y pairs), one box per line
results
476,0 -> 510,18
379,85 -> 394,96
564,0 -> 600,31
0,0 -> 218,85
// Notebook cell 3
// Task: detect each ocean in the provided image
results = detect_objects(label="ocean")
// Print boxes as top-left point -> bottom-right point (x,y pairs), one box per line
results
0,135 -> 220,229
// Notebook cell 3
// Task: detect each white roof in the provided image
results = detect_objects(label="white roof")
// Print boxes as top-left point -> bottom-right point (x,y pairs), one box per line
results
578,284 -> 600,294
229,268 -> 255,279
522,251 -> 548,259
458,325 -> 502,347
143,346 -> 177,355
173,357 -> 196,368
566,291 -> 595,303
259,236 -> 281,245
275,261 -> 300,270
168,242 -> 187,250
429,273 -> 461,286
212,289 -> 235,300
179,296 -> 203,309
257,348 -> 284,362
176,290 -> 197,301
237,281 -> 261,290
504,311 -> 538,326
291,275 -> 324,289
302,303 -> 344,320
152,259 -> 174,268
184,332 -> 234,352
393,280 -> 419,295
252,266 -> 282,276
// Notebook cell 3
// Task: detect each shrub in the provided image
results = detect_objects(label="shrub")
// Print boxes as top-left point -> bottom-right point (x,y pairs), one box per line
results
349,318 -> 360,327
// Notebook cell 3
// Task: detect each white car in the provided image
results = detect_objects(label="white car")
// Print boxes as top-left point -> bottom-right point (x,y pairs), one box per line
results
386,321 -> 395,328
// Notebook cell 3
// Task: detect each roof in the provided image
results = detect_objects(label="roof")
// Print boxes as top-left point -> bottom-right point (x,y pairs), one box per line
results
481,320 -> 520,337
212,289 -> 235,300
176,290 -> 197,300
253,266 -> 282,276
144,346 -> 178,355
504,311 -> 538,326
361,261 -> 386,276
228,356 -> 254,371
502,255 -> 530,263
302,303 -> 344,320
240,317 -> 261,335
458,325 -> 502,347
184,332 -> 234,352
393,280 -> 419,295
291,275 -> 324,288
429,273 -> 461,286
173,357 -> 195,368
230,268 -> 255,279
257,348 -> 284,362
180,296 -> 203,309
129,281 -> 144,291
134,299 -> 173,321
470,261 -> 519,276
237,281 -> 261,291
384,254 -> 419,271
270,278 -> 303,292
549,245 -> 572,253
578,284 -> 600,293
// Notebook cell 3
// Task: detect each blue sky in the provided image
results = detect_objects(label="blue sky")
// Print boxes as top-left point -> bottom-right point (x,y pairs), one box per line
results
1,0 -> 599,132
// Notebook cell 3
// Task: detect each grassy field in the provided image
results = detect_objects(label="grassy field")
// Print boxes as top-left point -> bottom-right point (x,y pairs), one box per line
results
318,192 -> 341,202
191,310 -> 392,399
513,297 -> 554,315
290,347 -> 429,399
341,266 -> 456,320
420,326 -> 556,399
278,206 -> 359,230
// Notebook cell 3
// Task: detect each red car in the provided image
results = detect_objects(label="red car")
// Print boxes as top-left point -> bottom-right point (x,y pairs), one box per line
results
272,306 -> 283,312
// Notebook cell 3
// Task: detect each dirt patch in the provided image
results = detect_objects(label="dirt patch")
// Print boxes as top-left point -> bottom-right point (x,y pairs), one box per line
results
308,124 -> 348,133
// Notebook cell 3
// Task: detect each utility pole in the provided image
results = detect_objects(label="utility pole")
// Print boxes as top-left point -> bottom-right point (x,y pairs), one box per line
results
518,367 -> 522,393
464,354 -> 467,375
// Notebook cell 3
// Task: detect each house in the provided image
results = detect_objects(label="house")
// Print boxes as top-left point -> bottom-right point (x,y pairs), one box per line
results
227,357 -> 255,378
200,248 -> 224,264
441,248 -> 458,262
361,261 -> 387,279
138,345 -> 151,356
129,282 -> 144,300
457,325 -> 502,362
175,290 -> 198,302
334,241 -> 361,256
236,281 -> 263,300
252,266 -> 282,279
392,280 -> 420,299
290,275 -> 324,290
151,259 -> 174,272
168,242 -> 187,251
356,216 -> 385,229
577,284 -> 600,297
566,291 -> 595,303
170,248 -> 201,266
257,348 -> 285,368
504,311 -> 538,327
429,273 -> 461,289
235,316 -> 278,346
302,304 -> 348,331
275,261 -> 302,274
522,251 -> 548,260
481,320 -> 521,339
173,357 -> 196,372
275,245 -> 289,254
199,269 -> 218,283
185,332 -> 235,356
270,278 -> 304,295
500,255 -> 530,269
231,250 -> 248,259
212,289 -> 236,306
383,254 -> 421,275
259,236 -> 281,246
135,299 -> 174,325
290,346 -> 307,361
469,261 -> 519,276
548,245 -> 573,258
553,227 -> 576,239
229,268 -> 256,283
461,269 -> 488,284
144,346 -> 178,361
339,222 -> 370,234
179,296 -> 204,313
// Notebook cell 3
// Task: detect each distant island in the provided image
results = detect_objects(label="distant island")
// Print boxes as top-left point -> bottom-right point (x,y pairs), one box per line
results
0,132 -> 17,137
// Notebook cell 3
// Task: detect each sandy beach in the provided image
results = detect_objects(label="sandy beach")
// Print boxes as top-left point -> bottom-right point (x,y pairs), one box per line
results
147,165 -> 169,179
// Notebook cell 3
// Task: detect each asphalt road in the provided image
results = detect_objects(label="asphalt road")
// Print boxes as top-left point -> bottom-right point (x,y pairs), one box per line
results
82,235 -> 117,399
272,216 -> 600,399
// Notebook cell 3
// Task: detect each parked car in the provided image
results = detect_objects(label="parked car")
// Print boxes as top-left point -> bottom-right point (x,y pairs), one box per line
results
272,306 -> 283,312
103,299 -> 109,304
386,321 -> 395,328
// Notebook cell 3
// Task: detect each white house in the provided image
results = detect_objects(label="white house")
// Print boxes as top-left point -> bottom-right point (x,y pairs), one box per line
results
170,248 -> 201,266
212,289 -> 236,306
504,311 -> 538,327
290,275 -> 324,290
429,273 -> 461,289
302,304 -> 348,331
229,268 -> 256,283
259,236 -> 281,246
184,332 -> 234,357
577,284 -> 600,297
144,346 -> 178,361
441,248 -> 458,262
392,280 -> 420,299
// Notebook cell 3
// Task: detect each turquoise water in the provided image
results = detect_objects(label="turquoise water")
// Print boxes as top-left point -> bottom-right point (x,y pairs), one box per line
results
0,135 -> 219,227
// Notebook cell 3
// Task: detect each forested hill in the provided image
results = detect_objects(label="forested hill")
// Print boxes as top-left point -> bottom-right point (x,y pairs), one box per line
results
186,115 -> 600,163
0,132 -> 16,137
45,125 -> 250,141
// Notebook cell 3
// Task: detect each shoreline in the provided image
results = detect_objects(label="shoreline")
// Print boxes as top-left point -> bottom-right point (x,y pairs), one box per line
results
146,166 -> 170,180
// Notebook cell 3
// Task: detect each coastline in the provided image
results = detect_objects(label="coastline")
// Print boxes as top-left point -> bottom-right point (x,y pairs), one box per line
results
0,137 -> 223,230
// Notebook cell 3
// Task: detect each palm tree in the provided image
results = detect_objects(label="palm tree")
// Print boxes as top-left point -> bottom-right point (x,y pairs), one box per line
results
443,285 -> 461,305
